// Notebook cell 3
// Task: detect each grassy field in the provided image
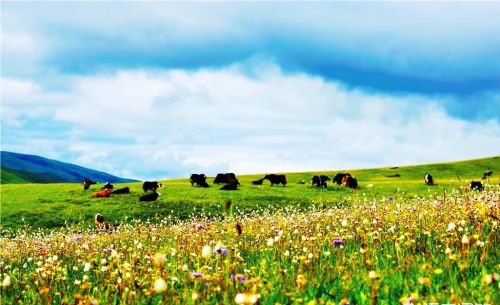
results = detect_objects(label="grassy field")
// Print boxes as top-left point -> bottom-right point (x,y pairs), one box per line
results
0,156 -> 498,229
0,185 -> 498,304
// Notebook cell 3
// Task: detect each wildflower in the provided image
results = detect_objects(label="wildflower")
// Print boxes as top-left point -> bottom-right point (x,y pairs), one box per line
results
213,244 -> 228,256
332,238 -> 345,246
73,236 -> 83,241
434,268 -> 443,275
2,275 -> 11,287
83,263 -> 91,272
154,278 -> 167,293
447,222 -> 456,231
231,273 -> 247,283
296,274 -> 307,288
192,292 -> 199,300
482,273 -> 499,284
368,271 -> 381,280
267,238 -> 274,247
418,277 -> 431,286
234,293 -> 261,305
74,279 -> 81,286
201,245 -> 212,258
182,264 -> 188,272
461,234 -> 470,244
341,219 -> 348,227
191,272 -> 203,278
153,253 -> 166,266
445,247 -> 452,254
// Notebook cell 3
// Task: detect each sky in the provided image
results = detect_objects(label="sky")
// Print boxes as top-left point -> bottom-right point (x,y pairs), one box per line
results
1,2 -> 499,180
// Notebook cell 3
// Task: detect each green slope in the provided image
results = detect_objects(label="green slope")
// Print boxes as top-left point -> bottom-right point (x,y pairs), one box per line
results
0,155 -> 498,229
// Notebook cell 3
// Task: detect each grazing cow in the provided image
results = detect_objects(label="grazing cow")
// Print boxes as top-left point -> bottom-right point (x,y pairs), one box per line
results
333,173 -> 351,185
83,178 -> 96,190
252,178 -> 264,185
102,182 -> 114,190
424,173 -> 434,185
470,181 -> 484,191
190,174 -> 209,188
482,170 -> 493,180
263,174 -> 287,186
386,174 -> 401,178
139,191 -> 161,201
311,175 -> 330,188
143,181 -> 162,193
344,176 -> 358,189
213,173 -> 240,185
91,188 -> 113,198
220,180 -> 239,191
111,187 -> 130,194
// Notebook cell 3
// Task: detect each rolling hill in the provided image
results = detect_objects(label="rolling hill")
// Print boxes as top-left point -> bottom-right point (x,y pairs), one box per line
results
0,151 -> 137,184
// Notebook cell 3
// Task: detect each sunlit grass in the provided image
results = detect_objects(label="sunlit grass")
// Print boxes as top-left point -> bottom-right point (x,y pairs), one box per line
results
1,185 -> 498,304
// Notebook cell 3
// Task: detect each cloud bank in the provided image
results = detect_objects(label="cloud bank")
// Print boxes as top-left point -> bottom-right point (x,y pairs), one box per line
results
2,63 -> 498,180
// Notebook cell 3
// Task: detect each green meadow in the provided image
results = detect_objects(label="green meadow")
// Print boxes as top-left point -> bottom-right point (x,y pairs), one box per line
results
1,156 -> 498,229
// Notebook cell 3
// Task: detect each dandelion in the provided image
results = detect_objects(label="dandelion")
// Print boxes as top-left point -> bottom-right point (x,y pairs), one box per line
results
434,268 -> 443,275
153,278 -> 167,293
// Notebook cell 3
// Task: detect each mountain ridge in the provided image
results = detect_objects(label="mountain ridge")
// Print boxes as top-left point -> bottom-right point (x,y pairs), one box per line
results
0,151 -> 138,184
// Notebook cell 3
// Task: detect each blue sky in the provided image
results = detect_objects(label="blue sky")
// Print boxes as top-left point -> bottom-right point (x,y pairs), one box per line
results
1,2 -> 499,180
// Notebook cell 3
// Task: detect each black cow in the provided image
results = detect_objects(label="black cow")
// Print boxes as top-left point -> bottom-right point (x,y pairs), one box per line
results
252,178 -> 264,185
139,191 -> 161,201
143,181 -> 162,192
482,170 -> 493,180
213,173 -> 240,185
344,176 -> 358,189
312,175 -> 330,188
264,174 -> 287,186
102,182 -> 114,190
424,173 -> 434,185
83,178 -> 97,190
111,187 -> 130,194
333,173 -> 351,185
220,180 -> 239,191
190,174 -> 209,188
470,181 -> 484,191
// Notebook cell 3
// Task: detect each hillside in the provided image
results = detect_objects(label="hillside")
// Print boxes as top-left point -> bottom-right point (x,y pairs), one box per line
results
0,155 -> 498,229
0,151 -> 137,184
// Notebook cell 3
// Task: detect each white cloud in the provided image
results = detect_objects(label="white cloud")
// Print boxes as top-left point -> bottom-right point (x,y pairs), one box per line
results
1,63 -> 499,180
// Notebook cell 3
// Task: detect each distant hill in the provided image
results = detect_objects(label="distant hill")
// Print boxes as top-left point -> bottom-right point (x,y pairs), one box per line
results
0,151 -> 138,184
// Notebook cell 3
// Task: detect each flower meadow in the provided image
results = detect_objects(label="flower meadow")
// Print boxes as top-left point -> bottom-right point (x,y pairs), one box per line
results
1,187 -> 498,305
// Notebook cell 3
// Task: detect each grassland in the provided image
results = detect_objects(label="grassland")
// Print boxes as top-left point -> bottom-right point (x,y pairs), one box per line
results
0,185 -> 498,304
0,156 -> 498,229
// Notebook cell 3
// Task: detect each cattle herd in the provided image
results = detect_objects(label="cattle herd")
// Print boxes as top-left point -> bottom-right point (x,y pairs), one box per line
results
82,169 -> 493,202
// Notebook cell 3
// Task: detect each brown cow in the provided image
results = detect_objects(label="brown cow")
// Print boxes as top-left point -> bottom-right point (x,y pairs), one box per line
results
91,188 -> 113,198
